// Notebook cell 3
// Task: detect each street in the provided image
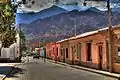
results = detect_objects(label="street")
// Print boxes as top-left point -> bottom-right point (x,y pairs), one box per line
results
4,57 -> 118,80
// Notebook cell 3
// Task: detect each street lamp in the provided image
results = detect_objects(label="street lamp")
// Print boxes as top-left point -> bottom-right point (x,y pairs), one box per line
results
83,0 -> 113,72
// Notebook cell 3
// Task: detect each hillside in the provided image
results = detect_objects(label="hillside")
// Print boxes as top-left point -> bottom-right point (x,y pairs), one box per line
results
18,8 -> 120,42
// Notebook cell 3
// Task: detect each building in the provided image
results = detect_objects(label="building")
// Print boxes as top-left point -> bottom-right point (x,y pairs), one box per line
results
28,40 -> 40,51
46,25 -> 120,73
56,39 -> 69,63
46,42 -> 60,60
46,42 -> 55,60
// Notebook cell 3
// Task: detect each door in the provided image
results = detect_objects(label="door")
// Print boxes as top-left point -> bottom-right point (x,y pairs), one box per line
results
71,46 -> 74,64
63,49 -> 65,63
98,45 -> 103,69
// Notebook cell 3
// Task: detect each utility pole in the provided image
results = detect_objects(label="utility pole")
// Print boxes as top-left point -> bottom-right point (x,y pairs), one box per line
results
107,0 -> 113,72
19,26 -> 22,60
70,18 -> 77,36
53,26 -> 57,62
83,0 -> 113,72
74,19 -> 77,36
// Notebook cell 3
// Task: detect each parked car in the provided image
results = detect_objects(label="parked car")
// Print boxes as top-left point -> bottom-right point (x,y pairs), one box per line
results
33,54 -> 40,59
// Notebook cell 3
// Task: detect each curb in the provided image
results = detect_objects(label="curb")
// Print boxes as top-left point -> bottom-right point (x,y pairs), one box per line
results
46,59 -> 120,79
71,65 -> 120,78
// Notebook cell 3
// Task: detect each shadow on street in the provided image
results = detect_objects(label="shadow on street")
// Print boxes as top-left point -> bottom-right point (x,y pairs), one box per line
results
0,66 -> 25,78
0,66 -> 13,75
6,67 -> 25,78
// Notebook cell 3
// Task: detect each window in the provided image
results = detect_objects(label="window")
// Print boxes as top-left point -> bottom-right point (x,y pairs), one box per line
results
86,43 -> 92,61
73,46 -> 77,56
61,49 -> 62,56
63,49 -> 65,56
66,48 -> 68,58
77,43 -> 81,59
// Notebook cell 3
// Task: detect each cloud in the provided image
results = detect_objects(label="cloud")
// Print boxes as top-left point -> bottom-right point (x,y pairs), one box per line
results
15,0 -> 120,13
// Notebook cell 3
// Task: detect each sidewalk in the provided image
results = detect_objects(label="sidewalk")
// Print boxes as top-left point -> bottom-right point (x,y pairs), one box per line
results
46,59 -> 120,79
0,63 -> 22,80
0,75 -> 5,80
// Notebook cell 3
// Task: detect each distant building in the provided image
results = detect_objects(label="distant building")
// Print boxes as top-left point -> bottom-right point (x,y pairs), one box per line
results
28,40 -> 40,51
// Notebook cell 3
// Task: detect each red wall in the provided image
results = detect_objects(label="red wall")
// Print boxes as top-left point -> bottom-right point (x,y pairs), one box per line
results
46,42 -> 60,60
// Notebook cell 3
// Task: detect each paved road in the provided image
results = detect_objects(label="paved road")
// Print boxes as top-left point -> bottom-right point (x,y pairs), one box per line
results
5,57 -> 118,80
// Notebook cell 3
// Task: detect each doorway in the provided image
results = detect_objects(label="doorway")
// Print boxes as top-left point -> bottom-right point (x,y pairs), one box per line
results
71,46 -> 74,64
63,49 -> 65,63
98,45 -> 103,69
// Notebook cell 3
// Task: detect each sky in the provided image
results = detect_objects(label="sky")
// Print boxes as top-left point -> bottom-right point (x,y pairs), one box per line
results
14,0 -> 120,13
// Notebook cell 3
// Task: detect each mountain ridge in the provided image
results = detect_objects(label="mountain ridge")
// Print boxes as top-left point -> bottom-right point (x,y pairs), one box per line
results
16,5 -> 68,24
16,4 -> 120,24
18,9 -> 120,42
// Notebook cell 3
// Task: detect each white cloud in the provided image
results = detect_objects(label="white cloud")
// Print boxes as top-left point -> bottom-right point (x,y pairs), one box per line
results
16,0 -> 120,13
17,0 -> 55,13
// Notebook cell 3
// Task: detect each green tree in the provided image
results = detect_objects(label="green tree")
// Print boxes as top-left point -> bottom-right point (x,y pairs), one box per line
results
0,1 -> 17,47
19,30 -> 27,52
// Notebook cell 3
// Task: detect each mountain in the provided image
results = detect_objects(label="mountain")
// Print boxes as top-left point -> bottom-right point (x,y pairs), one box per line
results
16,4 -> 120,24
111,7 -> 120,13
57,4 -> 90,11
16,5 -> 68,24
87,7 -> 104,13
18,8 -> 120,42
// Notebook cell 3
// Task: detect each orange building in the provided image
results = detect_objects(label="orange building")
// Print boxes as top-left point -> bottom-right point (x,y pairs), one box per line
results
46,42 -> 54,59
46,42 -> 60,60
56,39 -> 69,63
46,25 -> 120,73
68,29 -> 108,70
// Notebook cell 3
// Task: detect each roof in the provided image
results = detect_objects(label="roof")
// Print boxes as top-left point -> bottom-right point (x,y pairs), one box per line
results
69,30 -> 98,40
69,27 -> 109,40
56,25 -> 120,43
56,38 -> 69,43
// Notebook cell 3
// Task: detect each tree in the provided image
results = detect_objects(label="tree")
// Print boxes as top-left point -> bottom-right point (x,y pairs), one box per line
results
0,0 -> 10,3
19,30 -> 27,52
0,1 -> 17,47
